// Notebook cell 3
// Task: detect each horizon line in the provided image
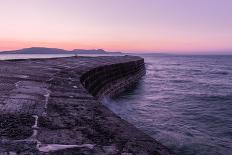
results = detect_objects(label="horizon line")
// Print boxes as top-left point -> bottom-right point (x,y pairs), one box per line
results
0,46 -> 232,55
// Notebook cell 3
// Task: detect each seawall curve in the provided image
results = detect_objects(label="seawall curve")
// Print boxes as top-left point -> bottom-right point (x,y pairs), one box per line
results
80,56 -> 146,99
0,56 -> 174,155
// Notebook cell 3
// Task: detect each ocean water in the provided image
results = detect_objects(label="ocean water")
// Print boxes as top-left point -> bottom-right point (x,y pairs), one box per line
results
0,54 -> 75,60
0,54 -> 123,60
102,55 -> 232,155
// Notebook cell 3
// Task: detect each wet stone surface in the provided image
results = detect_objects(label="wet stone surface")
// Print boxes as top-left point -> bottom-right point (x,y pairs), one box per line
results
0,114 -> 34,140
0,56 -> 174,155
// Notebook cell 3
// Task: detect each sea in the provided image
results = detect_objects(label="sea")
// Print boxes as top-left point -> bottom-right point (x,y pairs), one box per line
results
1,54 -> 232,155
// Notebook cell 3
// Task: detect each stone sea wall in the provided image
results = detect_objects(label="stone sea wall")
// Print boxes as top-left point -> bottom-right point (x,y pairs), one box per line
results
80,57 -> 146,99
0,56 -> 175,155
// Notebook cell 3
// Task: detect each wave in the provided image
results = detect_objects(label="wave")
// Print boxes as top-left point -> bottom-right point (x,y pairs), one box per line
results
210,71 -> 229,75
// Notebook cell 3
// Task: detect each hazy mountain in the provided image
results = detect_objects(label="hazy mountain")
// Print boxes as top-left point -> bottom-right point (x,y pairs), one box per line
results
72,49 -> 108,54
0,47 -> 122,55
72,49 -> 122,54
0,47 -> 70,54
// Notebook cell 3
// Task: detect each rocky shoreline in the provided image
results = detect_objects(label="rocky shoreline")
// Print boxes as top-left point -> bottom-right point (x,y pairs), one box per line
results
0,56 -> 175,155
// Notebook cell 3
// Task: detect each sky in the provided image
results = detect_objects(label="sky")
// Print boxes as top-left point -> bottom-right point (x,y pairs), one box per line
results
0,0 -> 232,53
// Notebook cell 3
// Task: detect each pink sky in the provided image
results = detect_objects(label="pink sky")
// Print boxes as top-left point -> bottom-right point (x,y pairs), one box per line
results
0,0 -> 232,53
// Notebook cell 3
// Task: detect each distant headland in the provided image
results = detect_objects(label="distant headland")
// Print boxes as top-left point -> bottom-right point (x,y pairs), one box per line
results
0,47 -> 122,55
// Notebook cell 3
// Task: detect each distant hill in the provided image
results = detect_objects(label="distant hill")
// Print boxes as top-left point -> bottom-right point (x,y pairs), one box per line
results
0,47 -> 70,54
72,49 -> 108,54
0,47 -> 122,55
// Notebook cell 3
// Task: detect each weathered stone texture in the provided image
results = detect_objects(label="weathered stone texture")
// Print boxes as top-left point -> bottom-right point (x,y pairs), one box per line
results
0,56 -> 174,155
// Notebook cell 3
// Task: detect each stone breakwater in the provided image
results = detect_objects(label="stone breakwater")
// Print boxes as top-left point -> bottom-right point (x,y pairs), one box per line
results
0,56 -> 174,155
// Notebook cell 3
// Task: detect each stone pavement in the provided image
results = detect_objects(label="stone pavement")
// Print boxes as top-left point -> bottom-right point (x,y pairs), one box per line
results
0,56 -> 174,155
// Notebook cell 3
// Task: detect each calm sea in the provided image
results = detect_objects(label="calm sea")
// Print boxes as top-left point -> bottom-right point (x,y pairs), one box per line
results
0,54 -> 76,60
103,55 -> 232,155
1,54 -> 231,155
0,54 -> 123,60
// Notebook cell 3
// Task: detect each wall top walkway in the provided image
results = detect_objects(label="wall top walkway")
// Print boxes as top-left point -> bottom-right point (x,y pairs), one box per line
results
0,56 -> 174,155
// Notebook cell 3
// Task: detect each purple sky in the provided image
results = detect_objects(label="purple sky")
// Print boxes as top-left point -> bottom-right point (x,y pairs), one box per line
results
0,0 -> 232,53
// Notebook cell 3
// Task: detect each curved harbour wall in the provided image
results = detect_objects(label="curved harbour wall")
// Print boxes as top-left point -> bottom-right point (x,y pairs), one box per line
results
0,56 -> 174,155
80,58 -> 146,99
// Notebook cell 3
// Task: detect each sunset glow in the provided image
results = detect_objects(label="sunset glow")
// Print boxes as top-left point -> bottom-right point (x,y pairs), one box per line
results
1,0 -> 232,53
